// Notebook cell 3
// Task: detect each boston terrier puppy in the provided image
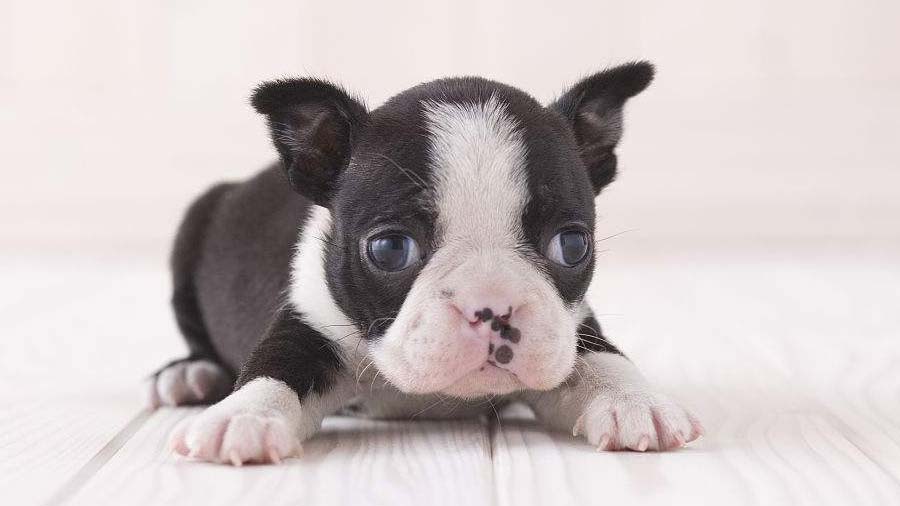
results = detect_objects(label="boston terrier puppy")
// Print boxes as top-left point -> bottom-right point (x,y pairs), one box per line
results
149,61 -> 703,465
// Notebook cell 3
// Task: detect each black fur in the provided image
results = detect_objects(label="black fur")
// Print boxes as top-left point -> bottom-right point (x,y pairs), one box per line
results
550,61 -> 654,194
577,314 -> 622,355
170,182 -> 235,364
235,308 -> 343,399
252,79 -> 368,207
174,167 -> 313,374
162,64 -> 651,402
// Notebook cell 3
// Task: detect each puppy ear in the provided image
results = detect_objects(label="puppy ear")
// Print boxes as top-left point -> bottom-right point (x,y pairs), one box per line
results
551,61 -> 654,194
251,78 -> 367,206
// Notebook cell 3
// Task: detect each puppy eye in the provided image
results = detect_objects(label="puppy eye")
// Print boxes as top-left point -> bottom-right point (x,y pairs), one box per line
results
367,234 -> 421,272
547,230 -> 591,267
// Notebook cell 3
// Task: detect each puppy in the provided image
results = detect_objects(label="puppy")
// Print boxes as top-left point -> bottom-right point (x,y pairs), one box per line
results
149,62 -> 702,465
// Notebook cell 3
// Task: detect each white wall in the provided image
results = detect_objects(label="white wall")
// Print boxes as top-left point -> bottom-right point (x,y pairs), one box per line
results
2,0 -> 898,256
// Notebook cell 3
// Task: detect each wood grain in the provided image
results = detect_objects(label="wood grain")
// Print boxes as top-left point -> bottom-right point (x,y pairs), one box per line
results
0,391 -> 144,506
486,250 -> 900,506
65,409 -> 495,506
5,251 -> 900,505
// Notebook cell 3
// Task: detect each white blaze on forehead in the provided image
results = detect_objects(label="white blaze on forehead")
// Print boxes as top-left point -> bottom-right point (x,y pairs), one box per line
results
422,96 -> 530,247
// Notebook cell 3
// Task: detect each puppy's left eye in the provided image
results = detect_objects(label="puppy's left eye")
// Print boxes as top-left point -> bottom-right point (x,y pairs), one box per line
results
367,234 -> 421,272
547,230 -> 591,267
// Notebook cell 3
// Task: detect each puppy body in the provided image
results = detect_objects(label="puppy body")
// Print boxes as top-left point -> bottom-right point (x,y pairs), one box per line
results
152,65 -> 703,464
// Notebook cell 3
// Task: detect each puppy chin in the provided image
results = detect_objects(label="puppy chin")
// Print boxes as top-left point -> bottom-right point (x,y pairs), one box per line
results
440,365 -> 524,398
369,329 -> 487,395
377,359 -> 526,398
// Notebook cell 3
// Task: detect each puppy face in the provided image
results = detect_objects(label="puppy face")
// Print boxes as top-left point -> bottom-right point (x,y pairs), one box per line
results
253,64 -> 654,398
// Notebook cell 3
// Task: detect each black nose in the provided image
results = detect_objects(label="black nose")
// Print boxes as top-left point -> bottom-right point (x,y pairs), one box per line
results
474,307 -> 493,322
494,345 -> 514,364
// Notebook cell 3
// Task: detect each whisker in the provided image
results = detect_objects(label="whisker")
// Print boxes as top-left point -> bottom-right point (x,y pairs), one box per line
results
376,153 -> 428,190
576,332 -> 613,344
312,235 -> 338,248
370,369 -> 382,395
576,344 -> 602,354
487,398 -> 503,432
336,329 -> 362,342
366,316 -> 397,338
594,229 -> 636,244
572,359 -> 587,384
356,359 -> 375,384
411,396 -> 447,419
578,321 -> 600,334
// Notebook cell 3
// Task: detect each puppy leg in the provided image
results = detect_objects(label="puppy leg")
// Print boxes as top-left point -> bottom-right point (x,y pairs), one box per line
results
526,318 -> 702,451
149,183 -> 236,408
170,308 -> 351,465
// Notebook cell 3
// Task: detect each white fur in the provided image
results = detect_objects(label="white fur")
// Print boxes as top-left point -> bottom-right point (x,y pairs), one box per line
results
169,376 -> 354,464
527,352 -> 704,451
290,206 -> 360,344
368,96 -> 580,397
148,359 -> 231,408
423,95 -> 529,250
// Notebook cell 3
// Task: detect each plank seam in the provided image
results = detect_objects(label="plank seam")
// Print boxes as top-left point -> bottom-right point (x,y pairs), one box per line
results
42,408 -> 154,506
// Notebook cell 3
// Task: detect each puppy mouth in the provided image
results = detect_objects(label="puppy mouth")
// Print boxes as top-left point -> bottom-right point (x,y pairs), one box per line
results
478,358 -> 515,374
437,356 -> 523,397
481,360 -> 503,371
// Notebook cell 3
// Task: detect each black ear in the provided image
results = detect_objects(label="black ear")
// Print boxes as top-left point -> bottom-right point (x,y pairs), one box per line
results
551,61 -> 654,194
251,78 -> 368,206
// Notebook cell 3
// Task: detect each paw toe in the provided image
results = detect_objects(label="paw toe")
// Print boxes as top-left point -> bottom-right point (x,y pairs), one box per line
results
185,361 -> 231,401
185,413 -> 230,461
172,410 -> 296,465
157,363 -> 191,406
578,392 -> 702,453
617,404 -> 657,451
220,414 -> 267,464
575,408 -> 616,448
153,360 -> 231,407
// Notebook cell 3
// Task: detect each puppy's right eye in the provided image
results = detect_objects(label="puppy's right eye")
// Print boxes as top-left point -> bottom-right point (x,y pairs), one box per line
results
546,229 -> 591,267
367,234 -> 421,272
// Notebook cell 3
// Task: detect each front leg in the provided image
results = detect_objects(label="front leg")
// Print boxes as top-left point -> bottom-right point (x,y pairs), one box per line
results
527,317 -> 703,452
169,307 -> 352,465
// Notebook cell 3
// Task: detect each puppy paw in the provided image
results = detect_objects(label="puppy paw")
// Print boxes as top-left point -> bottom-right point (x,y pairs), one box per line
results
572,389 -> 703,452
169,408 -> 299,465
147,360 -> 232,408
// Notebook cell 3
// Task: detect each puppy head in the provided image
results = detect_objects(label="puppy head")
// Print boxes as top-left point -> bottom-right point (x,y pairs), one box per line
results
252,63 -> 653,398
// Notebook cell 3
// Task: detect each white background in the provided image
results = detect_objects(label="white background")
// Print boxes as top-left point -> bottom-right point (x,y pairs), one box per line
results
2,0 -> 898,255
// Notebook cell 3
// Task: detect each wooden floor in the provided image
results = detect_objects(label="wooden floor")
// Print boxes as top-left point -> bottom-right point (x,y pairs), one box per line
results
3,241 -> 899,506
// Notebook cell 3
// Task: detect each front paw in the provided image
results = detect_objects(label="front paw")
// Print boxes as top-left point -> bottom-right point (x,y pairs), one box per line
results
169,407 -> 298,465
572,389 -> 703,452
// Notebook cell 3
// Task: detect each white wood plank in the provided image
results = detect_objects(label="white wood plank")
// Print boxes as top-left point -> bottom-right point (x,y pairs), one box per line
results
0,389 -> 146,506
0,255 -> 182,396
0,256 -> 177,505
492,403 -> 900,506
66,409 -> 494,506
489,252 -> 900,506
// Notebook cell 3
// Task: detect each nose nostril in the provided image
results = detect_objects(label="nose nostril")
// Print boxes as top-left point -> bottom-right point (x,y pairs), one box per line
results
461,303 -> 518,327
474,307 -> 493,322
